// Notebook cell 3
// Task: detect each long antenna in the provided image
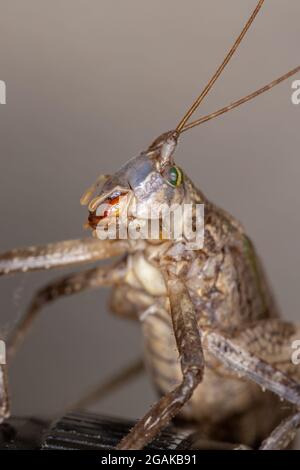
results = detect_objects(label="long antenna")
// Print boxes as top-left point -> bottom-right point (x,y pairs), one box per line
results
176,0 -> 265,133
180,65 -> 300,132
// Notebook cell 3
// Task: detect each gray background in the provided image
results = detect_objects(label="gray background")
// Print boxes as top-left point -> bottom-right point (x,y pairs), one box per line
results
0,0 -> 299,444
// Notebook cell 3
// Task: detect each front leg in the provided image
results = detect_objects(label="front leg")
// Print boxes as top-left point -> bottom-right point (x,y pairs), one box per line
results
0,238 -> 127,276
116,277 -> 204,450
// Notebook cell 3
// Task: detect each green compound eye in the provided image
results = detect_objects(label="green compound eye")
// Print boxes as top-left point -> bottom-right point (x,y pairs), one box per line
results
167,166 -> 183,187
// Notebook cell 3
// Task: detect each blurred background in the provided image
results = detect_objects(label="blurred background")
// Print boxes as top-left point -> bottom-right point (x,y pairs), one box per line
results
0,0 -> 299,445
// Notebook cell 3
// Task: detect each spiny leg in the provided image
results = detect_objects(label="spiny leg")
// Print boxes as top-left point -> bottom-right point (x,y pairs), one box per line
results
0,238 -> 127,276
205,319 -> 300,449
66,358 -> 144,413
116,277 -> 204,450
7,261 -> 126,361
205,323 -> 300,406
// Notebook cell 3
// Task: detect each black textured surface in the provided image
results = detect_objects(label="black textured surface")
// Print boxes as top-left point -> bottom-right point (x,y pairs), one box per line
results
0,417 -> 47,449
0,412 -> 194,450
42,412 -> 193,450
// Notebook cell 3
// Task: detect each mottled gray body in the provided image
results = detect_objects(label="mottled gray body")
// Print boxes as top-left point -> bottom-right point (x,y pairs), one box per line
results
108,175 -> 290,445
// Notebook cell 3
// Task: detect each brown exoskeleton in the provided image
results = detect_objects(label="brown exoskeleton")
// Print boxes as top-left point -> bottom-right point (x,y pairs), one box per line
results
1,0 -> 300,450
